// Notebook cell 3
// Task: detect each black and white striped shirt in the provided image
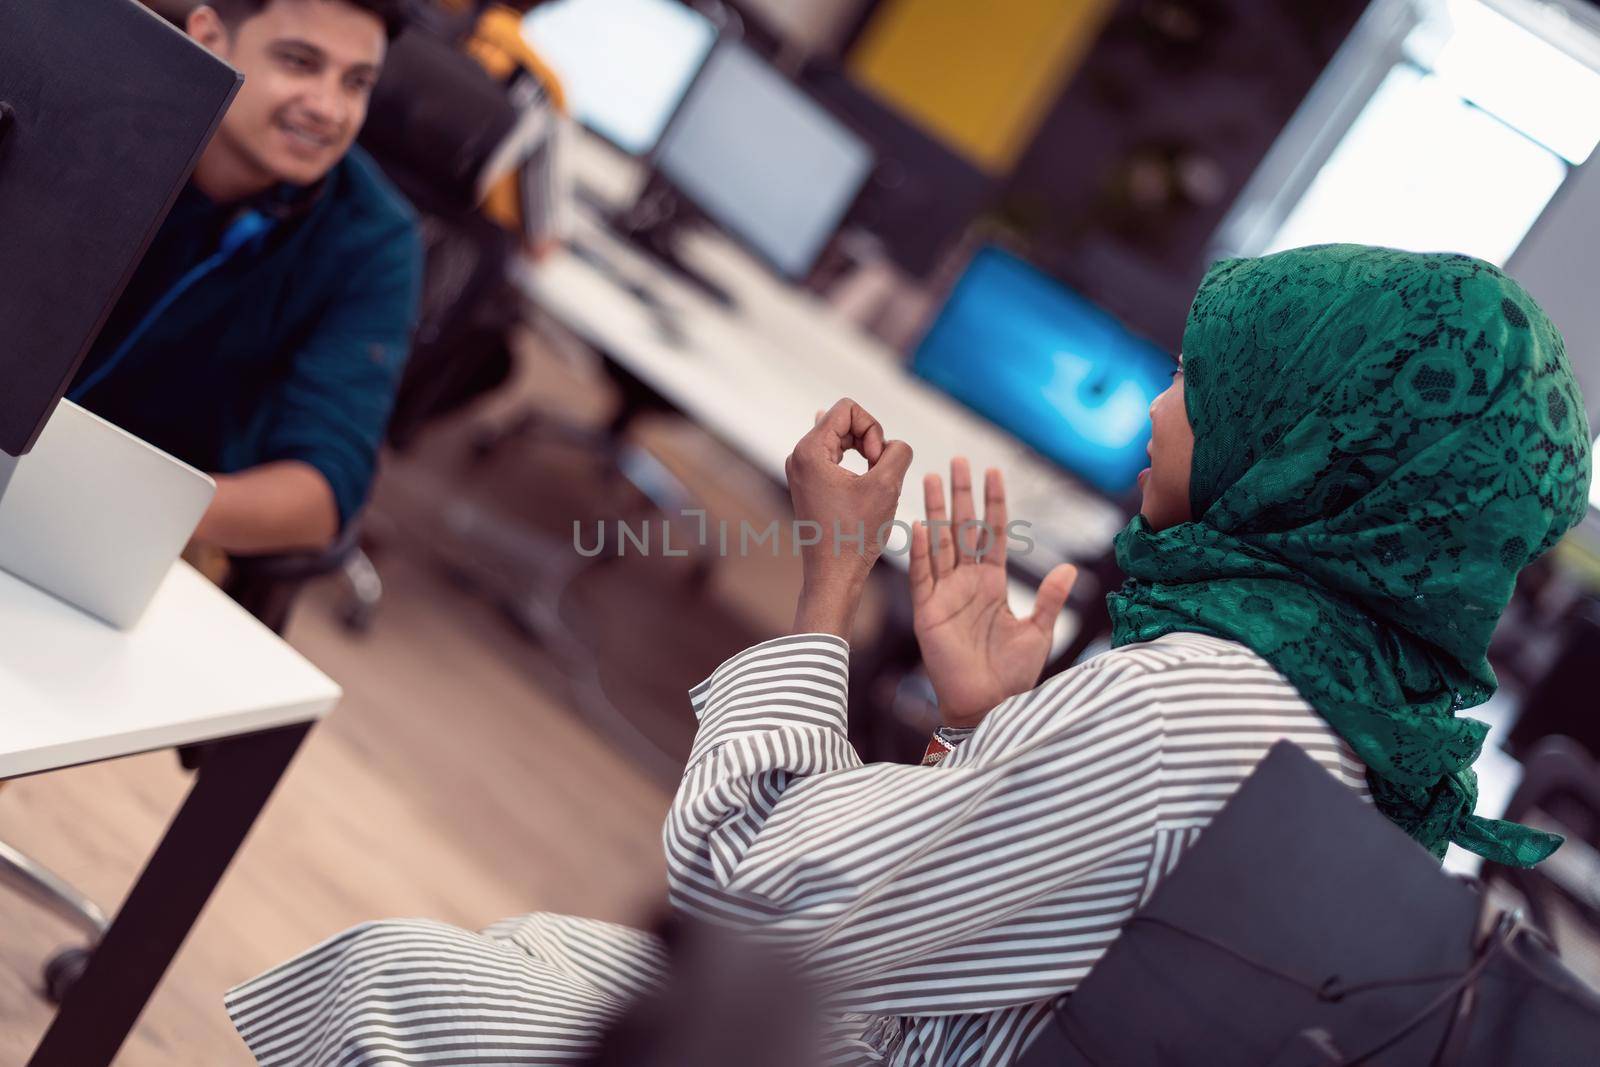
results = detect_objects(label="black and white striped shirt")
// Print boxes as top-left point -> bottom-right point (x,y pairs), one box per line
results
226,631 -> 1369,1066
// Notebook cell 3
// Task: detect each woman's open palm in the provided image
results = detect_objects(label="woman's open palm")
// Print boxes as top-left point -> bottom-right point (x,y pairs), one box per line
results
910,460 -> 1078,728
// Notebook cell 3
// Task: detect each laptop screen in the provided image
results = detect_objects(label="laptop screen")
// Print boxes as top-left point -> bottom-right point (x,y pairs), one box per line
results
913,246 -> 1176,496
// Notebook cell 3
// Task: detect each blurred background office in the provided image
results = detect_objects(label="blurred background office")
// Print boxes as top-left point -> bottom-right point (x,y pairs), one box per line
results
5,0 -> 1600,1061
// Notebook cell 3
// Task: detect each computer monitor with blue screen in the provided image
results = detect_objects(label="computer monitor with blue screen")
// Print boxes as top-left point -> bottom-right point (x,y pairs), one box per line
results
913,246 -> 1176,496
523,0 -> 718,157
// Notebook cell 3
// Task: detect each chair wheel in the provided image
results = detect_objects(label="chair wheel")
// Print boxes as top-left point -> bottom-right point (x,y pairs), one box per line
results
43,946 -> 93,1004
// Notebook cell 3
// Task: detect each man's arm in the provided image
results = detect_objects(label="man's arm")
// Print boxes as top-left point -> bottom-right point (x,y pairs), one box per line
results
192,460 -> 339,555
251,203 -> 422,548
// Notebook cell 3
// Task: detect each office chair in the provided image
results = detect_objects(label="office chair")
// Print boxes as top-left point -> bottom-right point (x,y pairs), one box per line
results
386,212 -> 519,452
0,846 -> 110,1002
323,209 -> 519,632
303,20 -> 526,633
224,520 -> 370,635
343,16 -> 720,635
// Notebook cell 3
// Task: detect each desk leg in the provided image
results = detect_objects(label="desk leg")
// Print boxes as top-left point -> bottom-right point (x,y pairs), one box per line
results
26,721 -> 311,1067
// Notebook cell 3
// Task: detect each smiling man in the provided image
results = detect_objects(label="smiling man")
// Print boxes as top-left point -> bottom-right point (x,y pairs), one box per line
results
69,0 -> 420,555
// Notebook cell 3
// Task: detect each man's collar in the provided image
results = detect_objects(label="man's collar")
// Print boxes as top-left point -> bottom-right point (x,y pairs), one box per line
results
248,169 -> 332,222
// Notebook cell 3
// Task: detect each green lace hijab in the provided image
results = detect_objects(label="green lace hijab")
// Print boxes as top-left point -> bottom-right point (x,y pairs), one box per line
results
1108,244 -> 1592,867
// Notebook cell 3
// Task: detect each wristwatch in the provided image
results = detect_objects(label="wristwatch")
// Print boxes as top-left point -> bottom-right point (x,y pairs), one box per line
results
920,725 -> 977,767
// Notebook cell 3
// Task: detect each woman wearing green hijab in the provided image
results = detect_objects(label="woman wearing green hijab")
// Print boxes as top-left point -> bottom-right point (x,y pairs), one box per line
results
1110,243 -> 1592,865
228,245 -> 1591,1067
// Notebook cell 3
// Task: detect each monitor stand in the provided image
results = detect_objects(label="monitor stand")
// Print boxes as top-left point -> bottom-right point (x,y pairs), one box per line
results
604,189 -> 736,310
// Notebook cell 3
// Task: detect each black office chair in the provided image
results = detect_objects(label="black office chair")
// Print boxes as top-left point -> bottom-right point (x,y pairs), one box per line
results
340,16 -> 717,635
302,23 -> 525,632
223,520 -> 369,636
1020,742 -> 1600,1066
386,211 -> 519,452
0,849 -> 110,1003
1482,736 -> 1600,970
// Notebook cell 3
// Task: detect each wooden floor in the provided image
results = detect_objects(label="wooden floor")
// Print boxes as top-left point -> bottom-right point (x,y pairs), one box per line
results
0,550 -> 678,1063
0,334 -> 821,1065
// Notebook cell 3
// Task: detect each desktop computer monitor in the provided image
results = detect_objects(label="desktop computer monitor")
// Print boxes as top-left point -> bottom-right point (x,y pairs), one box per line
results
0,0 -> 239,457
653,41 -> 876,280
800,62 -> 995,280
913,246 -> 1177,496
523,0 -> 719,157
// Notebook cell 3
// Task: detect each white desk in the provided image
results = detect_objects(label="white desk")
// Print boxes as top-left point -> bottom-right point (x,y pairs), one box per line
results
0,562 -> 339,779
520,140 -> 1129,653
521,218 -> 1125,568
1,562 -> 340,1066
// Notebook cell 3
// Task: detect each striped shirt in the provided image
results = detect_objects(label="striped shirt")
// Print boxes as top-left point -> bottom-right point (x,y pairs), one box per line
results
226,631 -> 1369,1065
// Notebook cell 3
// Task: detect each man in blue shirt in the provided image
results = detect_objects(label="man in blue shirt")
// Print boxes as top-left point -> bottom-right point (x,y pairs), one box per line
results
72,0 -> 421,554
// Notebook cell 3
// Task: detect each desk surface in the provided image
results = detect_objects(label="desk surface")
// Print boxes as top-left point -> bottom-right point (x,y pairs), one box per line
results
539,136 -> 1126,562
0,562 -> 340,780
521,145 -> 1133,652
521,199 -> 1126,572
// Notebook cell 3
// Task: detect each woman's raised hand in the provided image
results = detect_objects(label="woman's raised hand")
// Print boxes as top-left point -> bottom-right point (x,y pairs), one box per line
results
910,459 -> 1077,728
786,398 -> 913,637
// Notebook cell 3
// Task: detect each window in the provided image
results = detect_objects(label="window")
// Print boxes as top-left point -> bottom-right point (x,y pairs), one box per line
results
1592,435 -> 1600,511
1217,0 -> 1600,265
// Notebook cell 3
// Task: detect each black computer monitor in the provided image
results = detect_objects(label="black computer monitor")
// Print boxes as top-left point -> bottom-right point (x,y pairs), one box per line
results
652,41 -> 876,282
800,63 -> 996,280
523,0 -> 722,158
0,0 -> 239,457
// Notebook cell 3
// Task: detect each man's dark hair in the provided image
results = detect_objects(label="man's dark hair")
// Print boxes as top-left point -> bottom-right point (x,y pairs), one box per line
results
206,0 -> 409,41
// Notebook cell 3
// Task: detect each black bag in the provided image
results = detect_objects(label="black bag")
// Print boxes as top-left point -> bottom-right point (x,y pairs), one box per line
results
1020,741 -> 1600,1066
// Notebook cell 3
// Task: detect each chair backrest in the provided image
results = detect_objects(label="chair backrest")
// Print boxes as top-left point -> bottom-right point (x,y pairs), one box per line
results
359,27 -> 519,218
355,17 -> 530,448
383,210 -> 516,450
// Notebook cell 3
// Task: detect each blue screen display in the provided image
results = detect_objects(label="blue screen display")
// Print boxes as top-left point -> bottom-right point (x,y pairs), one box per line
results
913,246 -> 1176,495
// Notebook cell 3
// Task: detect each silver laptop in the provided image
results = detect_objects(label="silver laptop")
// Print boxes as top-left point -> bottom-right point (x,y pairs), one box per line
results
0,400 -> 215,629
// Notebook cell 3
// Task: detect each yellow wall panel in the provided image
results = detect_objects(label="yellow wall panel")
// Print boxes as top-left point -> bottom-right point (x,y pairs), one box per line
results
848,0 -> 1115,174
